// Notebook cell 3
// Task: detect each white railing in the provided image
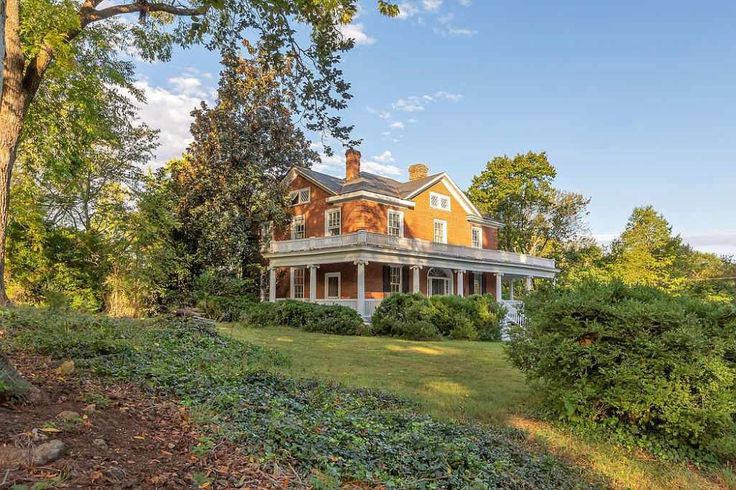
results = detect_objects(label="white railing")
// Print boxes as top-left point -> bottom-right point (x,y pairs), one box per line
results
365,299 -> 382,318
268,231 -> 555,270
315,299 -> 358,309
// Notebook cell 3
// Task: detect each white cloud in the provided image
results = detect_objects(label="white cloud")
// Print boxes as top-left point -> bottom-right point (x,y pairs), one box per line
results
338,23 -> 376,45
132,74 -> 214,167
435,12 -> 477,37
362,159 -> 403,176
374,150 -> 396,163
392,91 -> 463,112
389,121 -> 405,130
397,2 -> 420,19
457,0 -> 471,6
423,0 -> 443,11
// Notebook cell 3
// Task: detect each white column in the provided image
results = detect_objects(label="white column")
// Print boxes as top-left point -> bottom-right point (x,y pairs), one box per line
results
356,260 -> 367,317
495,272 -> 503,302
289,267 -> 295,299
525,276 -> 533,292
269,268 -> 276,302
309,265 -> 319,302
509,279 -> 515,301
411,266 -> 421,294
456,270 -> 465,297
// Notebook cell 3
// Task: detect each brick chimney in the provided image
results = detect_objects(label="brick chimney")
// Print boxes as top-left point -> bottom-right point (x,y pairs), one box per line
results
345,149 -> 361,182
408,163 -> 429,181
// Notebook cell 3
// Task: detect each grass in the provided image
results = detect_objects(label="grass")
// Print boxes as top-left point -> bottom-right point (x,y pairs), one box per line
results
223,323 -> 733,490
221,323 -> 528,424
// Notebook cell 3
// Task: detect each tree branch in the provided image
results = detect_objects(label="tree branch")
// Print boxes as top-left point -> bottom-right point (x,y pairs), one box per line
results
81,2 -> 208,26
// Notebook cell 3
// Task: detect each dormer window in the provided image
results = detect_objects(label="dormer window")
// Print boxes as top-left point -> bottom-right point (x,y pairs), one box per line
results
429,192 -> 451,211
289,187 -> 310,206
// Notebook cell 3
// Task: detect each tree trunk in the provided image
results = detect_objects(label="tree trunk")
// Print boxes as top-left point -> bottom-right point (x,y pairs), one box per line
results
0,351 -> 31,399
0,0 -> 35,305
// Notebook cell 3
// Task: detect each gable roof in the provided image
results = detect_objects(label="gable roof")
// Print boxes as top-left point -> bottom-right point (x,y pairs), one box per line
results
286,166 -> 502,226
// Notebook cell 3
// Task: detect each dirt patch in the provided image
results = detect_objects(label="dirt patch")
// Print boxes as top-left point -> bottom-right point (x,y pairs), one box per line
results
0,352 -> 294,489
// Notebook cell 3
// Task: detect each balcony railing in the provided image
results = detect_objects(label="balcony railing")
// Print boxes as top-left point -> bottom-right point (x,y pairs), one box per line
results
267,231 -> 555,270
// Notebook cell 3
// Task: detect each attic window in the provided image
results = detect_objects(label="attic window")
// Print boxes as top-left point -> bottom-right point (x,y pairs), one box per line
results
430,192 -> 450,211
289,187 -> 310,206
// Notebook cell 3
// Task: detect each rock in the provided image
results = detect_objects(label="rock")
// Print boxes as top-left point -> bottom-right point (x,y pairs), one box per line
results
82,403 -> 96,415
24,385 -> 49,405
56,410 -> 81,422
93,438 -> 108,450
55,360 -> 75,376
32,440 -> 66,465
105,466 -> 127,482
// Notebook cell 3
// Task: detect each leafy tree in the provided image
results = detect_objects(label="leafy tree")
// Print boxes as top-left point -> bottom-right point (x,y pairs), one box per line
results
467,151 -> 590,256
0,0 -> 400,304
172,49 -> 318,290
608,206 -> 684,290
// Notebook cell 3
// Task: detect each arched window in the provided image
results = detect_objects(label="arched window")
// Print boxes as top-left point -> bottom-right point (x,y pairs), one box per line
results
427,268 -> 452,297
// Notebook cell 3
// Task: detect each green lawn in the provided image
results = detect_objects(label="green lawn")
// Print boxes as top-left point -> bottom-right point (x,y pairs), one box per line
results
220,323 -> 529,424
222,323 -> 731,490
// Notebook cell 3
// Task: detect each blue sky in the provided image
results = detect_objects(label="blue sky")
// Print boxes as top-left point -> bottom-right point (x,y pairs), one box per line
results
131,0 -> 736,255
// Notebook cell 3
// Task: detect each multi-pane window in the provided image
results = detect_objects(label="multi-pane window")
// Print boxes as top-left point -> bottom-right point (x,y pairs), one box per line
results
389,266 -> 402,294
473,273 -> 482,295
293,268 -> 305,299
326,209 -> 341,236
387,210 -> 403,237
289,187 -> 311,206
429,192 -> 451,211
291,215 -> 305,240
433,219 -> 447,244
471,227 -> 482,248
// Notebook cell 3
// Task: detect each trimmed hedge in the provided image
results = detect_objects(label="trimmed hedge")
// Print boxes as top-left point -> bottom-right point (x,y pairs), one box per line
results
245,300 -> 370,336
506,280 -> 736,463
371,293 -> 505,341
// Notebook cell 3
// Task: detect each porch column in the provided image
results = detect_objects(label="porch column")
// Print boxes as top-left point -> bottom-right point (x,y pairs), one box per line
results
309,265 -> 319,302
411,266 -> 421,294
525,276 -> 533,292
269,268 -> 276,302
456,270 -> 465,297
289,268 -> 295,299
495,272 -> 503,302
509,279 -> 515,301
356,260 -> 368,317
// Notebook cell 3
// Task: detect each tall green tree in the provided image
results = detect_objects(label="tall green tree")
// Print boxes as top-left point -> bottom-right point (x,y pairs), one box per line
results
608,206 -> 684,290
0,0 -> 400,304
172,49 -> 318,289
467,151 -> 590,256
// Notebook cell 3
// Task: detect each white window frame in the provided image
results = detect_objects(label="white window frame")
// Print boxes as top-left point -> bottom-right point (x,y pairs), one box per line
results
291,215 -> 306,240
429,191 -> 451,211
291,267 -> 305,299
433,219 -> 447,244
325,272 -> 341,299
389,266 -> 402,295
325,208 -> 341,236
289,187 -> 311,206
387,209 -> 404,238
471,227 -> 482,249
427,268 -> 453,297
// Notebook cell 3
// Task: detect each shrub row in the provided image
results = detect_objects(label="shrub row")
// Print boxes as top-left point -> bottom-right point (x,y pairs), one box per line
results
506,280 -> 736,463
1,307 -> 603,488
371,293 -> 506,341
245,300 -> 370,336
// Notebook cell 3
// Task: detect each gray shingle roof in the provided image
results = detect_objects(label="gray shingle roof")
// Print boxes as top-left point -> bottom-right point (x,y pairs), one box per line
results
295,167 -> 443,199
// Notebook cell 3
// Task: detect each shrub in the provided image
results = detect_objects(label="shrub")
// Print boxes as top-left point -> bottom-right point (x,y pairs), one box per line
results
197,295 -> 258,322
506,280 -> 736,463
245,301 -> 369,336
372,293 -> 504,341
371,294 -> 441,340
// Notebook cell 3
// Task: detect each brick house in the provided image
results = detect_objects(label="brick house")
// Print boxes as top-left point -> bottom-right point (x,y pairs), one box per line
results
263,149 -> 557,320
